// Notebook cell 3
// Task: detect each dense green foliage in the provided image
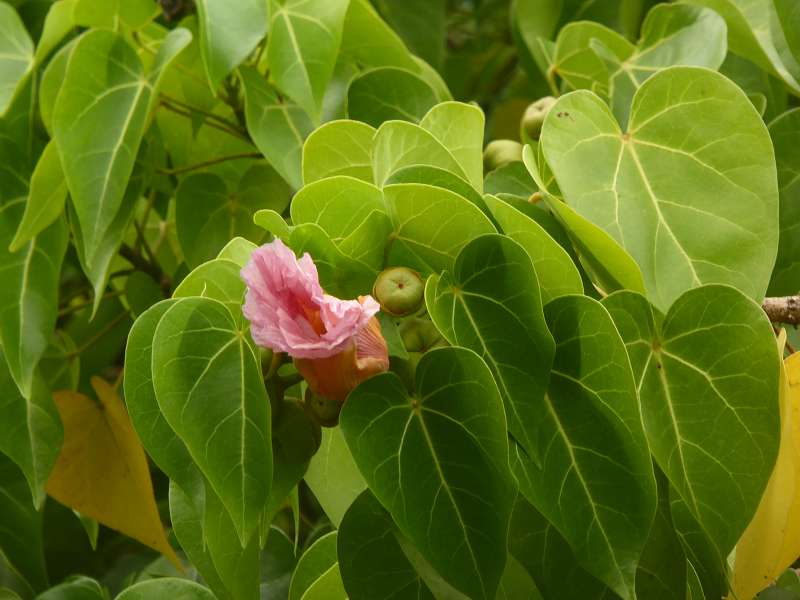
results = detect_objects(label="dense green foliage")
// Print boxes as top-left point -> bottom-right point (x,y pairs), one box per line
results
2,0 -> 800,599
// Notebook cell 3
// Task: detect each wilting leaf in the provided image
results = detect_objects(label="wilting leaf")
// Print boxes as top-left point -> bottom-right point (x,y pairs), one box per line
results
729,350 -> 800,599
341,347 -> 515,600
46,377 -> 181,568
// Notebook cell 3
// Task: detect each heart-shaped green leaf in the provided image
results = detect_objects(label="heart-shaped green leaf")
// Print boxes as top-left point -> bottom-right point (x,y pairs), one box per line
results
289,532 -> 343,600
541,66 -> 778,311
268,0 -> 349,122
302,120 -> 376,185
340,0 -> 418,71
384,182 -> 495,274
0,200 -> 68,398
240,67 -> 313,190
340,347 -> 515,600
0,2 -> 33,117
338,490 -> 435,600
483,195 -> 583,302
152,297 -> 271,546
347,67 -> 439,128
419,102 -> 484,191
513,294 -> 656,600
426,234 -> 555,466
54,28 -> 190,262
602,284 -> 780,559
767,107 -> 800,295
195,0 -> 266,91
173,258 -> 246,323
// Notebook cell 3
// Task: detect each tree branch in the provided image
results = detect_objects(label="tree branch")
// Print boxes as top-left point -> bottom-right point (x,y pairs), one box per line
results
763,295 -> 800,325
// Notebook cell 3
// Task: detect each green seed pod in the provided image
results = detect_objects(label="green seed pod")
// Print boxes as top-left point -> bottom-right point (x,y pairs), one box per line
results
304,388 -> 342,428
373,267 -> 424,316
483,139 -> 523,172
521,96 -> 557,141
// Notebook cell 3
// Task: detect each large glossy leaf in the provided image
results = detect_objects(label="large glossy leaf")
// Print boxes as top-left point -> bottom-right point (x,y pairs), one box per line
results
384,182 -> 495,274
289,532 -> 345,600
152,297 -> 271,546
600,4 -> 728,124
509,497 -> 612,600
0,2 -> 33,117
372,120 -> 467,186
124,300 -> 202,498
175,165 -> 288,268
340,0 -> 418,71
301,120 -> 376,185
0,455 -> 46,593
426,234 -> 554,466
522,144 -> 646,296
684,0 -> 800,93
9,141 -> 68,252
768,108 -> 800,295
338,490 -> 434,600
240,67 -> 313,190
0,356 -> 61,507
483,194 -> 583,302
53,28 -> 190,261
602,285 -> 781,559
267,0 -> 349,122
340,347 -> 515,600
541,66 -> 778,312
419,102 -> 484,192
194,0 -> 266,91
47,378 -> 180,567
303,428 -> 366,527
0,200 -> 68,398
173,259 -> 246,323
115,579 -> 215,600
513,295 -> 656,599
347,67 -> 439,128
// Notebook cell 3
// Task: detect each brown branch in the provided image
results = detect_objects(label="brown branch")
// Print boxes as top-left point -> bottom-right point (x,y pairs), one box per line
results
156,152 -> 262,176
763,295 -> 800,325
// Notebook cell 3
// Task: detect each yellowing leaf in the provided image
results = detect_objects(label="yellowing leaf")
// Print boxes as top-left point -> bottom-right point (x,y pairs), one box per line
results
729,349 -> 800,599
46,377 -> 181,569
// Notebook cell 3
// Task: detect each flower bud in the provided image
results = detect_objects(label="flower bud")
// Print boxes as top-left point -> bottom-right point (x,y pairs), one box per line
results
483,140 -> 523,172
373,267 -> 424,316
398,317 -> 444,353
521,96 -> 556,141
304,388 -> 341,428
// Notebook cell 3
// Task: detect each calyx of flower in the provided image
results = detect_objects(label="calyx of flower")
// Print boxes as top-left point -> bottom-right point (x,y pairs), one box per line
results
373,267 -> 424,316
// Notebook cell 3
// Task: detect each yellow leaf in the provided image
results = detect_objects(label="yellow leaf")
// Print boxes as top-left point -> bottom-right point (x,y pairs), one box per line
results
46,376 -> 181,569
729,349 -> 800,599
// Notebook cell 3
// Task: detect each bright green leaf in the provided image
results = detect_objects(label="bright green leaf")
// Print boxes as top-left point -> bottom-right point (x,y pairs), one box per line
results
602,284 -> 781,560
152,297 -> 271,546
289,532 -> 340,600
240,66 -> 314,190
419,101 -> 484,191
340,0 -> 418,71
301,120 -> 376,185
0,2 -> 33,117
340,347 -> 515,600
541,67 -> 778,311
426,234 -> 555,467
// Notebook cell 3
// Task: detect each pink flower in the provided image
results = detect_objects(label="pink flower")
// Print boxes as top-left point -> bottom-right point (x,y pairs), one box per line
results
241,239 -> 389,401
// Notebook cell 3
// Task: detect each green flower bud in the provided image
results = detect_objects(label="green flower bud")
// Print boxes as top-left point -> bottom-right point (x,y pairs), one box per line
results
398,317 -> 445,353
373,267 -> 424,316
521,96 -> 557,141
483,140 -> 523,172
304,387 -> 341,428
